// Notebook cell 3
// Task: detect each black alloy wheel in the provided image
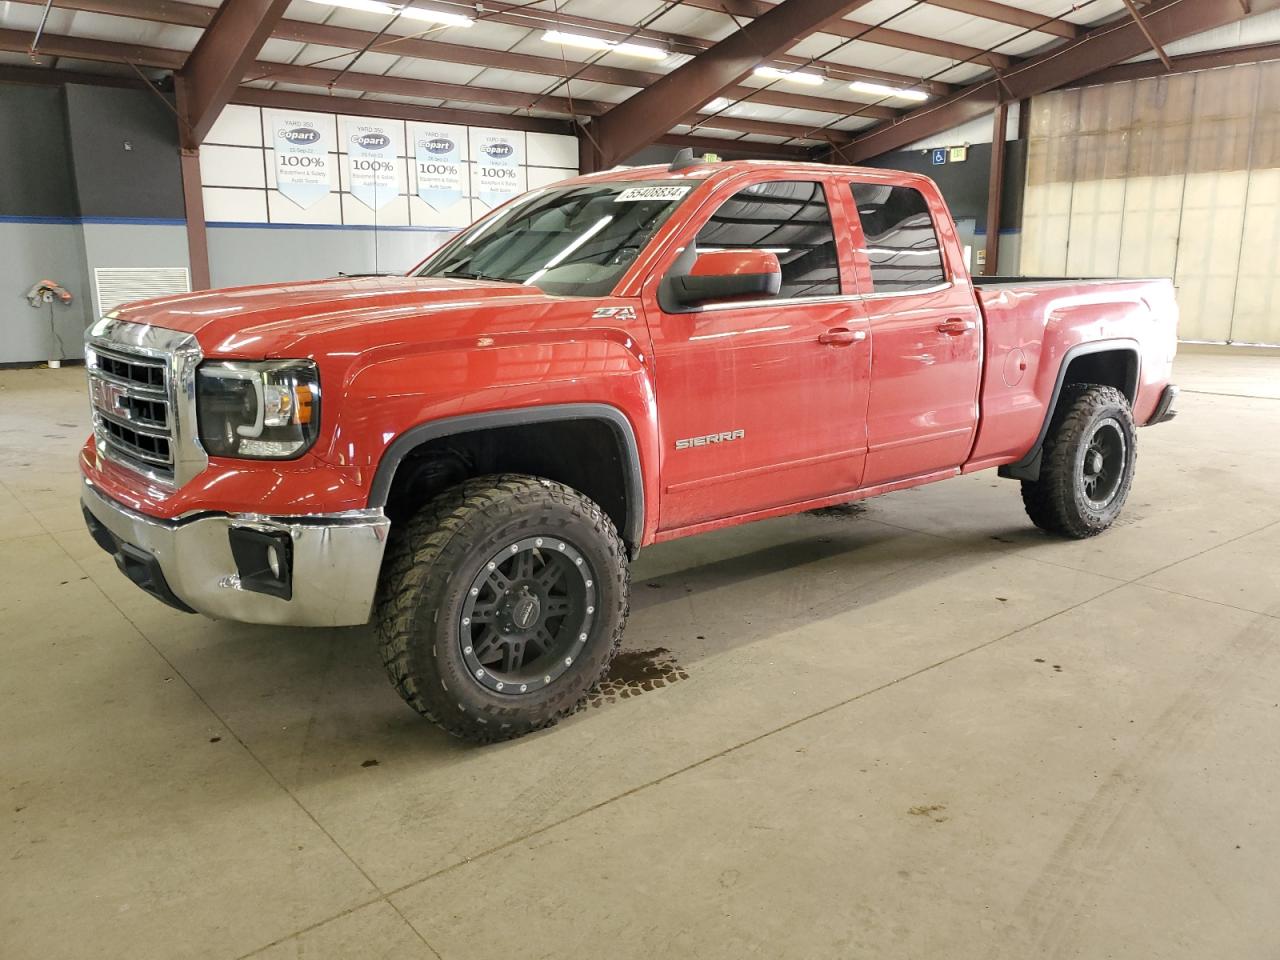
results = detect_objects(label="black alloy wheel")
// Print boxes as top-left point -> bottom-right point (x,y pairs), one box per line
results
460,536 -> 597,695
375,474 -> 629,742
1080,417 -> 1127,510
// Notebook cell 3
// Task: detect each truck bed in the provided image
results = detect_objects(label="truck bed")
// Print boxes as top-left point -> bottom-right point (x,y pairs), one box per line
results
964,275 -> 1179,471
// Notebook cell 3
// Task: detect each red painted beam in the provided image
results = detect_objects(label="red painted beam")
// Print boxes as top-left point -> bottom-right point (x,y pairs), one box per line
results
670,0 -> 1011,66
230,87 -> 574,135
927,0 -> 1078,40
1068,39 -> 1280,86
177,0 -> 290,148
0,26 -> 185,69
592,0 -> 875,167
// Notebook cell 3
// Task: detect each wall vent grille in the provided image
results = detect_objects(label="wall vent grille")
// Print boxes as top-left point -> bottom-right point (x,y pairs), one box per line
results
93,267 -> 191,316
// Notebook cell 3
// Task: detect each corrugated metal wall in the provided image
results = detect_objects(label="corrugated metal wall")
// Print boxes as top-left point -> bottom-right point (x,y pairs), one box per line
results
1021,61 -> 1280,346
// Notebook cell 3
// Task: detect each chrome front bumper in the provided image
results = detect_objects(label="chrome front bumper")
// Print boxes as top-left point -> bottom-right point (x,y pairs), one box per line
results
81,479 -> 390,626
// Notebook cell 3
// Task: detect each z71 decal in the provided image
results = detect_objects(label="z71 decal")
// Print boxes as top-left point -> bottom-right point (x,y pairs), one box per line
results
675,429 -> 745,450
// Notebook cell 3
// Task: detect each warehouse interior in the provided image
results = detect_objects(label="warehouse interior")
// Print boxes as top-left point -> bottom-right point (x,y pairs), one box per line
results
2,1 -> 1279,958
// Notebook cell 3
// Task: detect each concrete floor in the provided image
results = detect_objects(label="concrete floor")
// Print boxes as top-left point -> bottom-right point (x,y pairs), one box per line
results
2,348 -> 1278,960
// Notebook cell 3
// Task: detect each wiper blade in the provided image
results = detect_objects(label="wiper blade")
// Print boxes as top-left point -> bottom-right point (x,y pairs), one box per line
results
441,268 -> 499,281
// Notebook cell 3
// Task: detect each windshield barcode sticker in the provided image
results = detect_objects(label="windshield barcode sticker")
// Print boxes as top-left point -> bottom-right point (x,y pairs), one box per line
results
614,185 -> 691,203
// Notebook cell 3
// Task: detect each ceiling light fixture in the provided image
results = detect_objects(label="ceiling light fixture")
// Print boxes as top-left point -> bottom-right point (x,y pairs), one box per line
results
849,80 -> 928,102
753,65 -> 824,86
542,30 -> 667,60
398,6 -> 476,27
303,0 -> 474,27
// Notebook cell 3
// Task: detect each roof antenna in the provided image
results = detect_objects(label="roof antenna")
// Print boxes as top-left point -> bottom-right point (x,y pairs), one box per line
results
668,147 -> 719,172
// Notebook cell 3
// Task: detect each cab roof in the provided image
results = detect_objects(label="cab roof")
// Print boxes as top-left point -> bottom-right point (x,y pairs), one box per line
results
562,158 -> 897,188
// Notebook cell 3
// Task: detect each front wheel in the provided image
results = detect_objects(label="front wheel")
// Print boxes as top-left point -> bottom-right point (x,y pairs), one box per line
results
375,474 -> 629,742
1020,384 -> 1137,539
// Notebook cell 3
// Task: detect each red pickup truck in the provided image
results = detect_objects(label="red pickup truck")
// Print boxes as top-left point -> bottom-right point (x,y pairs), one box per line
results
80,156 -> 1179,741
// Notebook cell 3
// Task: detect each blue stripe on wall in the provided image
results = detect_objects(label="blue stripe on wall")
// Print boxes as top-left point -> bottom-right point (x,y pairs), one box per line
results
206,221 -> 457,232
1,215 -> 455,232
0,215 -> 186,226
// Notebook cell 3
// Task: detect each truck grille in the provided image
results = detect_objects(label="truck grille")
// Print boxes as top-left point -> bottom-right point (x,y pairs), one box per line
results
88,346 -> 176,479
85,319 -> 206,488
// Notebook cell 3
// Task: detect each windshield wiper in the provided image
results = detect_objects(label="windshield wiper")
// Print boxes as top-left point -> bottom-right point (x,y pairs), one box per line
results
441,268 -> 502,282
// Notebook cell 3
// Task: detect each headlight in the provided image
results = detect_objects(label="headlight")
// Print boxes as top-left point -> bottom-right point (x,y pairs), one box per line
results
196,360 -> 320,459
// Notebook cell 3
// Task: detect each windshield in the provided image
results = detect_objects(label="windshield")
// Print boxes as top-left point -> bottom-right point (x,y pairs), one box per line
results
415,180 -> 700,297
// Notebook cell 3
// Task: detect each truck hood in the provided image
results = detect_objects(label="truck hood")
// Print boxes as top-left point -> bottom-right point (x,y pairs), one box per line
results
110,275 -> 558,358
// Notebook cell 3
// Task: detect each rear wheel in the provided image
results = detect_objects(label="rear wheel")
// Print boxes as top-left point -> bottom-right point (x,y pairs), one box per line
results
1020,384 -> 1137,539
375,474 -> 629,742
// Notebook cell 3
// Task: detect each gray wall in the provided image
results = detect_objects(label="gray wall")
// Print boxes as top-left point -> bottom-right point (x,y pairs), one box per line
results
0,85 -> 78,218
1,82 -> 193,364
64,85 -> 185,220
0,222 -> 91,363
207,226 -> 451,288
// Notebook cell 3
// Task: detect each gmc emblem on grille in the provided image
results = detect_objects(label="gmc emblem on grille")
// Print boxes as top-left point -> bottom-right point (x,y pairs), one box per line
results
90,378 -> 131,419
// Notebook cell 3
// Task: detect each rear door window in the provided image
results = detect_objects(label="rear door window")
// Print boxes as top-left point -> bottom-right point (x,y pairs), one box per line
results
850,183 -> 946,293
696,181 -> 841,299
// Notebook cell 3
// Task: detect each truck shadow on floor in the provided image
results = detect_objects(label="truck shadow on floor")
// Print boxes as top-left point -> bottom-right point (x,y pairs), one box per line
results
156,508 -> 1058,760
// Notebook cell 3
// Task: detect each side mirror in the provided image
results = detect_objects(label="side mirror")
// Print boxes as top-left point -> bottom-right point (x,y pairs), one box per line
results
667,249 -> 782,308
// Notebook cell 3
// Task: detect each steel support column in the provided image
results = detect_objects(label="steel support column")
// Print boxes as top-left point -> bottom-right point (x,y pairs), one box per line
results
178,144 -> 210,291
984,102 -> 1008,277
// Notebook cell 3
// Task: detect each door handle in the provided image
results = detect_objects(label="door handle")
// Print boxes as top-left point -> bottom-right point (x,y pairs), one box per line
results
937,318 -> 974,336
818,327 -> 867,346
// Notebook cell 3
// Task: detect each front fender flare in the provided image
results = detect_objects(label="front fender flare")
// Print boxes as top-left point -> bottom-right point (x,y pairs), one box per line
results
367,403 -> 645,548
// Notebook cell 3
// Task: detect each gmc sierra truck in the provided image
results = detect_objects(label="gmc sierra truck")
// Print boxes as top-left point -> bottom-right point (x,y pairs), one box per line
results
80,155 -> 1179,742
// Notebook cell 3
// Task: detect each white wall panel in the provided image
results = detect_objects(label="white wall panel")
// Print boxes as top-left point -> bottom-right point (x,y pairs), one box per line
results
1232,169 -> 1280,344
267,189 -> 344,225
200,144 -> 266,189
340,192 -> 411,227
526,131 -> 578,169
1021,63 -> 1279,344
205,104 -> 263,147
526,166 -> 575,190
202,187 -> 268,223
409,196 -> 471,229
1117,175 -> 1184,278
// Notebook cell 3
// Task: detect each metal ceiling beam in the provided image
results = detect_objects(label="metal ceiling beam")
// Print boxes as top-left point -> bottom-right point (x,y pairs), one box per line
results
0,27 -> 185,69
826,0 -> 1280,163
655,134 -> 810,160
24,0 -> 951,95
248,61 -> 609,116
176,0 -> 290,149
591,0 -> 876,167
1068,38 -> 1280,86
0,25 -> 869,145
672,0 -> 1010,67
1120,0 -> 1174,70
231,87 -> 573,134
687,114 -> 855,144
250,62 -> 855,142
266,18 -> 901,121
0,61 -> 148,89
925,0 -> 1078,39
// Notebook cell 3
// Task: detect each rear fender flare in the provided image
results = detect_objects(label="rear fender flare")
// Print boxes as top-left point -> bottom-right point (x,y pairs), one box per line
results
999,339 -> 1140,482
